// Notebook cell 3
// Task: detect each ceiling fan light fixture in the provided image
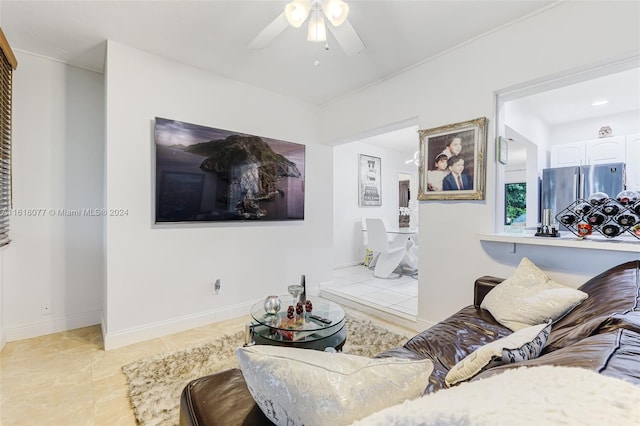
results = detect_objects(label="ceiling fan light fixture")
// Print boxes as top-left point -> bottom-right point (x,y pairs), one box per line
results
307,12 -> 327,42
405,150 -> 420,166
322,0 -> 349,27
285,0 -> 312,28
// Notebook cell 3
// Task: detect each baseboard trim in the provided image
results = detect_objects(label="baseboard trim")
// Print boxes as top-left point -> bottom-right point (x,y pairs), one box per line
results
414,316 -> 435,331
3,310 -> 102,343
333,261 -> 363,269
102,301 -> 259,351
320,289 -> 421,332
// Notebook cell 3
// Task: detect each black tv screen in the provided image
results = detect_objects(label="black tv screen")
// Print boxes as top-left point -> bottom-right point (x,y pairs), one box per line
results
154,118 -> 305,223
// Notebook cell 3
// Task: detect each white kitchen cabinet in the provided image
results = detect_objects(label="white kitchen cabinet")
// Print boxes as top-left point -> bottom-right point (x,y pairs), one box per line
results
585,136 -> 627,165
626,134 -> 640,192
550,136 -> 626,167
550,142 -> 585,167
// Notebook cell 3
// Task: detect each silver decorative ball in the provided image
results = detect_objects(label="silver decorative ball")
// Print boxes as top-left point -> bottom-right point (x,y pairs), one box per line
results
263,295 -> 281,315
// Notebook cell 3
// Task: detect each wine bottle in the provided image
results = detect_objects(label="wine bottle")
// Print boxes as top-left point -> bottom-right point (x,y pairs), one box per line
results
587,212 -> 606,226
560,214 -> 576,225
616,214 -> 638,227
575,202 -> 592,216
602,223 -> 621,237
299,274 -> 306,304
602,202 -> 620,216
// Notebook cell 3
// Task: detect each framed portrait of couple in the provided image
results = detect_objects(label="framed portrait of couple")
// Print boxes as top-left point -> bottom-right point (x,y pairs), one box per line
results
417,117 -> 487,201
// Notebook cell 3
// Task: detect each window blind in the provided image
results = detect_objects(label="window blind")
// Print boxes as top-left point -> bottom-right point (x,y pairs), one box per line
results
0,28 -> 17,248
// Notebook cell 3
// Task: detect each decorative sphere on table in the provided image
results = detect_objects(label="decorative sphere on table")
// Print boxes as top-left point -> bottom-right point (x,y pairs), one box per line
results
263,295 -> 281,315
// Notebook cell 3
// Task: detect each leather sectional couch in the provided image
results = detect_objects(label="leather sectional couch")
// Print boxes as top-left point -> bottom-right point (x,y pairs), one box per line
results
180,260 -> 640,425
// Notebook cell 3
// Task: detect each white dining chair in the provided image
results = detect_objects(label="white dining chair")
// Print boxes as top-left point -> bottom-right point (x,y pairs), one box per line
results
361,217 -> 369,246
365,217 -> 407,279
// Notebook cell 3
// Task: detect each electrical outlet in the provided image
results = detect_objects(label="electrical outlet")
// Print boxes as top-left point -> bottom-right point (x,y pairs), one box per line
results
41,304 -> 51,315
214,279 -> 221,294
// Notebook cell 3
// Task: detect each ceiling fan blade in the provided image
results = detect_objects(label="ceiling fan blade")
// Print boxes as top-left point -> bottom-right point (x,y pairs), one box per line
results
248,13 -> 289,50
328,19 -> 365,56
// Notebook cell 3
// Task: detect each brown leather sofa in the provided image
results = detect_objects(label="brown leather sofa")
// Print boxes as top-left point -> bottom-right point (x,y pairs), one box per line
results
179,260 -> 640,425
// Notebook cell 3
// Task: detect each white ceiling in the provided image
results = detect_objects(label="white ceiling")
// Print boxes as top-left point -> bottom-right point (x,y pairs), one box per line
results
509,67 -> 640,126
2,0 -> 638,156
1,0 -> 555,105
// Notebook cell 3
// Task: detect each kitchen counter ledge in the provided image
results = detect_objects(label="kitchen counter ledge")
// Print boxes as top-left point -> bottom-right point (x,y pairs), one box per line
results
477,232 -> 640,253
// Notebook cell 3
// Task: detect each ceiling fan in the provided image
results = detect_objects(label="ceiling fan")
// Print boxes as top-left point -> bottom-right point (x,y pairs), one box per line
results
405,150 -> 420,166
248,0 -> 365,56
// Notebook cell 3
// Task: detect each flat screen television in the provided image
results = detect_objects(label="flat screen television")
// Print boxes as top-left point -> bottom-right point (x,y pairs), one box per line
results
154,117 -> 305,223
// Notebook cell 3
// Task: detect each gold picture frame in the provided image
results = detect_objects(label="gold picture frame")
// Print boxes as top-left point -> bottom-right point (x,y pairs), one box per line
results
418,117 -> 487,200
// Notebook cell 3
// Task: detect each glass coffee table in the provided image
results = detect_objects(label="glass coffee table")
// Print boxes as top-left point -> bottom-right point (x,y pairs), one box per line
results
248,299 -> 346,351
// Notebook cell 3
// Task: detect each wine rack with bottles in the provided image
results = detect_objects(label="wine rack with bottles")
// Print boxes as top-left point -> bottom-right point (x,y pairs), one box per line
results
556,194 -> 640,240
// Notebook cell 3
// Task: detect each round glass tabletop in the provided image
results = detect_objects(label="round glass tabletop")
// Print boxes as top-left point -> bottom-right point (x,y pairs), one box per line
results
250,298 -> 345,345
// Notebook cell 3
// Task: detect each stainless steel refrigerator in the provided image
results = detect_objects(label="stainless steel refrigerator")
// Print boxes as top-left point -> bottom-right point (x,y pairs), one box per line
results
541,162 -> 626,227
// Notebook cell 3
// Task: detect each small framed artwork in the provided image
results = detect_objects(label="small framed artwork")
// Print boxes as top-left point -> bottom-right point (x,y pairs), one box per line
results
418,117 -> 488,201
498,136 -> 509,165
358,154 -> 382,206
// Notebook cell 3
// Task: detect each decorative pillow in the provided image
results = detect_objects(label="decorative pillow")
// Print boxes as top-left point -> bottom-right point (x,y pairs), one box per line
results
445,322 -> 551,387
481,257 -> 588,331
235,345 -> 433,426
353,366 -> 640,426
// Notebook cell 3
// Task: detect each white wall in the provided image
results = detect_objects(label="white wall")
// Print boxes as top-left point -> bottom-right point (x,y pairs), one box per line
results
549,110 -> 640,145
103,41 -> 331,349
504,102 -> 551,156
2,1 -> 639,348
319,0 -> 640,326
333,141 -> 418,267
3,52 -> 104,341
502,104 -> 551,228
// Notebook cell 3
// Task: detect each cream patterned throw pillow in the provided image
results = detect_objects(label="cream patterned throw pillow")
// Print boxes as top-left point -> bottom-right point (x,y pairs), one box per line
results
481,257 -> 588,331
236,345 -> 433,426
445,322 -> 551,387
354,366 -> 640,426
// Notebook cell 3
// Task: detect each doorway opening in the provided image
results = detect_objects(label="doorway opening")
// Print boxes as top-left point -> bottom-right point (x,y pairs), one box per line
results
326,119 -> 419,325
495,55 -> 640,233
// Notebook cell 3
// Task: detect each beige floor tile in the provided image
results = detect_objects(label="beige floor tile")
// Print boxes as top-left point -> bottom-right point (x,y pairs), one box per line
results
91,337 -> 167,382
1,298 -> 413,426
94,393 -> 137,425
161,317 -> 247,352
92,373 -> 128,405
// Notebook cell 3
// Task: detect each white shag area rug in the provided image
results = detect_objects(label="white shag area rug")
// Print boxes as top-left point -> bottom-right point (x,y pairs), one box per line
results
353,365 -> 640,426
122,313 -> 411,426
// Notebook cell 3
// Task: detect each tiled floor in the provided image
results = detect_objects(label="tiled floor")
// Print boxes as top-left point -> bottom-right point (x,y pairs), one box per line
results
321,264 -> 418,321
0,302 -> 414,425
0,316 -> 248,425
